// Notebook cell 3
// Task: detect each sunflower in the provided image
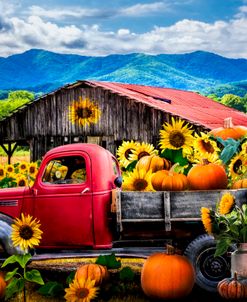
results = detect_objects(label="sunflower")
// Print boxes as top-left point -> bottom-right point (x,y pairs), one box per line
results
6,164 -> 15,174
201,207 -> 213,234
228,152 -> 247,181
0,165 -> 6,180
122,168 -> 154,191
241,141 -> 247,154
19,161 -> 28,172
218,193 -> 235,215
128,142 -> 157,162
64,277 -> 98,302
69,97 -> 101,127
16,176 -> 28,187
11,213 -> 43,252
159,117 -> 194,155
192,151 -> 221,165
116,140 -> 138,168
194,132 -> 220,155
28,162 -> 38,176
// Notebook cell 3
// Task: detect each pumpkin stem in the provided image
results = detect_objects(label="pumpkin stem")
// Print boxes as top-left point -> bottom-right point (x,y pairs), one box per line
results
233,271 -> 238,281
169,163 -> 179,175
223,117 -> 233,129
166,244 -> 175,255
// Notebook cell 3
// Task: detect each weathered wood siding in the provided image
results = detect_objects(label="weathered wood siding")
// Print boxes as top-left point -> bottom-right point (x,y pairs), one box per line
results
0,83 -> 208,161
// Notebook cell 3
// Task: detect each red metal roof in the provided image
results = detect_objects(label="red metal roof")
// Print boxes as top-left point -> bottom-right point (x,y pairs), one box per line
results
86,80 -> 247,130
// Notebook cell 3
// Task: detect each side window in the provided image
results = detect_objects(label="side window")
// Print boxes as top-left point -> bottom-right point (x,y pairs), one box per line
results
42,156 -> 86,184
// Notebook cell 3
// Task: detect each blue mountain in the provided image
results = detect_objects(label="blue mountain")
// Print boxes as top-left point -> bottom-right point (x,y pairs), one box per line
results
0,49 -> 247,95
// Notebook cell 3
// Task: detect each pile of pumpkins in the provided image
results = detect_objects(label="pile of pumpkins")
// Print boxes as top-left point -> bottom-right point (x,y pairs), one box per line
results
136,154 -> 231,191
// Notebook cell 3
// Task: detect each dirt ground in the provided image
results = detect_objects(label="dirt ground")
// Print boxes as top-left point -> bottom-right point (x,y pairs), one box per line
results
0,155 -> 30,165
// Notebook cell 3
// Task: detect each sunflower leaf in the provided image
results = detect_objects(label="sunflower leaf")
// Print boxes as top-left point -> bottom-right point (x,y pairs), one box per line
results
15,253 -> 32,268
24,269 -> 44,285
160,148 -> 188,166
119,266 -> 135,281
96,253 -> 121,269
220,141 -> 240,164
5,267 -> 19,281
125,160 -> 137,172
5,277 -> 25,300
38,281 -> 64,297
1,255 -> 18,268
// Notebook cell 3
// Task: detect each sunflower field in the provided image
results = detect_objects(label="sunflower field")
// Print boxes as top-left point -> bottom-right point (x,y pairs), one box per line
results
0,161 -> 40,188
117,117 -> 247,191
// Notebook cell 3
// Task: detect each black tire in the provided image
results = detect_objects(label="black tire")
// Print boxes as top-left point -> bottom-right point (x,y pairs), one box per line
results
184,234 -> 233,293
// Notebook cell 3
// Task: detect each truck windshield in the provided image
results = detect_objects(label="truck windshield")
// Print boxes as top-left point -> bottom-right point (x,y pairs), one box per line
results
42,156 -> 86,184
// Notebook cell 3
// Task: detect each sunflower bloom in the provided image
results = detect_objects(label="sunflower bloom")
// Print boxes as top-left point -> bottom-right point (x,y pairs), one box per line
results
193,152 -> 221,165
116,140 -> 138,168
64,277 -> 98,302
16,176 -> 28,187
11,213 -> 43,252
6,164 -> 15,174
129,142 -> 157,162
194,132 -> 220,155
218,193 -> 235,215
228,152 -> 247,181
28,162 -> 38,176
201,207 -> 213,234
69,97 -> 101,127
19,161 -> 28,171
159,117 -> 194,155
0,165 -> 6,180
122,168 -> 154,191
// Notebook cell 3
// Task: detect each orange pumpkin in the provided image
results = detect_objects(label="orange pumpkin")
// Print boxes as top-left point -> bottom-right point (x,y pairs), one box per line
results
232,179 -> 247,189
141,245 -> 195,300
0,272 -> 6,299
209,117 -> 247,140
136,155 -> 171,173
217,272 -> 247,299
75,263 -> 109,286
187,159 -> 228,190
151,166 -> 188,191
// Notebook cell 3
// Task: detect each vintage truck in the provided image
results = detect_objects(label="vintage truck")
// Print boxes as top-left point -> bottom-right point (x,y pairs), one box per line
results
0,143 -> 246,292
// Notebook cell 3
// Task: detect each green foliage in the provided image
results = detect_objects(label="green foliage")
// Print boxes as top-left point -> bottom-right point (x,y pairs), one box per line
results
96,253 -> 121,269
0,90 -> 35,120
1,253 -> 44,300
38,281 -> 64,297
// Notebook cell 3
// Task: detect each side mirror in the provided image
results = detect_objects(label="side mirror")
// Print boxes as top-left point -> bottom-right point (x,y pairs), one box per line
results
114,176 -> 122,188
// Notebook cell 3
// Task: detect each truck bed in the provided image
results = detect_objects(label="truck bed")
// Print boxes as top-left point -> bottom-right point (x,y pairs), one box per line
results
114,189 -> 247,232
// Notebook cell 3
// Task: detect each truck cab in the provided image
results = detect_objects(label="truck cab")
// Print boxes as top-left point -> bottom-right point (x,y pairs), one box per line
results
0,143 -> 121,253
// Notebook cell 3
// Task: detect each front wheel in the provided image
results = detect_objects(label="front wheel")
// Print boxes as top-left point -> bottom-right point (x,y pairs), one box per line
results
184,234 -> 234,292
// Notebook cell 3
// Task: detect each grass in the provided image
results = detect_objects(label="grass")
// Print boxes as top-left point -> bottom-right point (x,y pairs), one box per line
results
0,145 -> 30,164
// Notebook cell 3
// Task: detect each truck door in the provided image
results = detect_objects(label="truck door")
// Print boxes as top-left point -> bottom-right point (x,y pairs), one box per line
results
32,152 -> 94,248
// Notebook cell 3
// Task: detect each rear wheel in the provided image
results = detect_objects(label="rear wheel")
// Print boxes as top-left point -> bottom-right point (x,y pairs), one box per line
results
184,234 -> 233,292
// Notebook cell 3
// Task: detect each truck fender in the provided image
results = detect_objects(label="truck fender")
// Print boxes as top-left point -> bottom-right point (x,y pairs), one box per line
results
0,215 -> 24,255
184,234 -> 234,293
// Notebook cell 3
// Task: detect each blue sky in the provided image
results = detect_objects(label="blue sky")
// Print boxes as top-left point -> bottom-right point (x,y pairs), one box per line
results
0,0 -> 247,58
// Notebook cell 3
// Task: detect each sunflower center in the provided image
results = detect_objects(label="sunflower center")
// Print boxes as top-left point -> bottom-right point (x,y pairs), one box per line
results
29,167 -> 35,174
19,225 -> 34,240
76,288 -> 89,299
7,168 -> 13,173
0,169 -> 4,176
124,148 -> 133,159
169,131 -> 185,148
233,159 -> 242,174
77,108 -> 92,119
19,180 -> 26,186
133,179 -> 148,191
138,151 -> 150,160
201,141 -> 214,153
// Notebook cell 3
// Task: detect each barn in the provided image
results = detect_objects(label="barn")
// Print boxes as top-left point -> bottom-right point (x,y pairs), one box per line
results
0,80 -> 247,162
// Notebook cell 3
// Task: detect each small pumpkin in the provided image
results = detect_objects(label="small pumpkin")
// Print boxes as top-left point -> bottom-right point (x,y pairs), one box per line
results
151,165 -> 188,191
217,272 -> 247,299
0,272 -> 6,299
209,117 -> 247,140
187,159 -> 228,190
75,263 -> 109,286
232,179 -> 247,189
136,155 -> 171,173
141,245 -> 195,300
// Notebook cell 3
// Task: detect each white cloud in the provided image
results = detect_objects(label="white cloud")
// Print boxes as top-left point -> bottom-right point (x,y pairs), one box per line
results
234,5 -> 247,18
120,2 -> 170,16
0,5 -> 247,59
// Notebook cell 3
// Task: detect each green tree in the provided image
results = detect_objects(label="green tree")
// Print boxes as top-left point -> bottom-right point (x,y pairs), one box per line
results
0,90 -> 35,120
221,94 -> 246,112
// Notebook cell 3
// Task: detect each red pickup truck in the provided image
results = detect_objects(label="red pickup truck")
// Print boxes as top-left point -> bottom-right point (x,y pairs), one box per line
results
0,143 -> 246,292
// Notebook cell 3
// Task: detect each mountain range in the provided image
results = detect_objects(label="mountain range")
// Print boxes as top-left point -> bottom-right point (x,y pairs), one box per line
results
0,49 -> 247,96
